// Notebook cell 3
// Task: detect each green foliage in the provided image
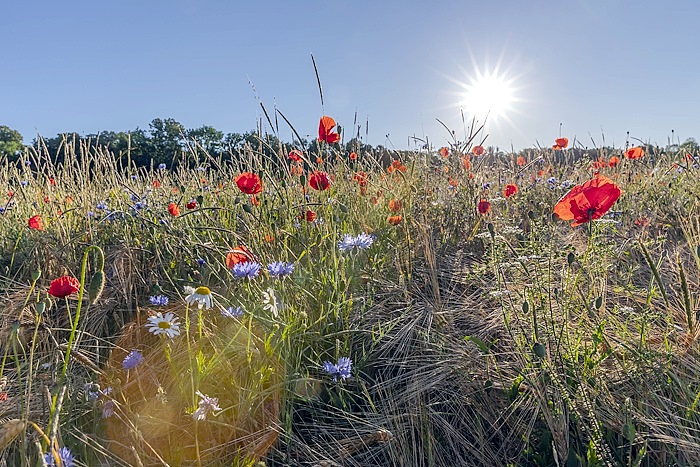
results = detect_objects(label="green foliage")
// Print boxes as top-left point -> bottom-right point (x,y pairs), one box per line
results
0,125 -> 24,159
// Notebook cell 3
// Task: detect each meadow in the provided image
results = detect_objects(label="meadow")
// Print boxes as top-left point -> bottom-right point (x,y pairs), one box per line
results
0,118 -> 699,467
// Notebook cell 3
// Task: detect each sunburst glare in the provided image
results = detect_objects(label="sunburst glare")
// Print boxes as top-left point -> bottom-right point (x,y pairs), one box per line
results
460,69 -> 517,121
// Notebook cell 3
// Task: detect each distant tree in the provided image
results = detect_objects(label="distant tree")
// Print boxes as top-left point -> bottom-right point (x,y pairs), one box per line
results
679,138 -> 699,155
0,125 -> 24,159
187,125 -> 225,156
148,118 -> 186,167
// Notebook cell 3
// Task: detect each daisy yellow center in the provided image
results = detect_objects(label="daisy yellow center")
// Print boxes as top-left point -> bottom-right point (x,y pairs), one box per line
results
195,286 -> 211,295
158,321 -> 172,329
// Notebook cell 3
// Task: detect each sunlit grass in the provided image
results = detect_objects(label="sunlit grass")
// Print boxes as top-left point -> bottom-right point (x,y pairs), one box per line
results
0,124 -> 698,466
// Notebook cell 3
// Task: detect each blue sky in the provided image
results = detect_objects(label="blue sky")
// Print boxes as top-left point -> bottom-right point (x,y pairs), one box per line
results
3,0 -> 699,150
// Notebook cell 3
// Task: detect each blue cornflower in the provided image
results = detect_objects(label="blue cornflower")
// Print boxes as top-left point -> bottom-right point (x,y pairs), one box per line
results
20,180 -> 28,186
102,399 -> 115,418
150,295 -> 169,306
131,174 -> 138,180
0,207 -> 5,214
231,262 -> 261,280
560,180 -> 574,190
44,447 -> 75,467
197,258 -> 206,266
267,261 -> 294,278
338,233 -> 375,252
482,182 -> 491,189
158,163 -> 167,170
122,350 -> 143,370
221,306 -> 244,319
24,160 -> 31,166
336,357 -> 352,379
196,166 -> 206,171
84,383 -> 100,401
160,218 -> 169,225
96,202 -> 108,210
322,357 -> 353,382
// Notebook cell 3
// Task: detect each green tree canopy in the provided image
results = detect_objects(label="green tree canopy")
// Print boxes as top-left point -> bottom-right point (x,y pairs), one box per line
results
0,125 -> 24,159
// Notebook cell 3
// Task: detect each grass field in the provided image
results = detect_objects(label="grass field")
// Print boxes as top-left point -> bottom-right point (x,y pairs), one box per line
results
1,121 -> 699,466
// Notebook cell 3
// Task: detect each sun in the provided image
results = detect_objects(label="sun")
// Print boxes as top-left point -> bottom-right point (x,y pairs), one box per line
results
460,70 -> 517,120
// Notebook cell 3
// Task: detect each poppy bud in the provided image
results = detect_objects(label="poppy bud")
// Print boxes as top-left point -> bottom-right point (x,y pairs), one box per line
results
594,296 -> 603,310
31,270 -> 41,282
487,223 -> 495,239
527,210 -> 536,221
35,302 -> 46,316
567,252 -> 576,265
88,270 -> 106,304
533,343 -> 546,359
299,175 -> 306,187
196,195 -> 204,205
242,204 -> 253,214
522,302 -> 529,314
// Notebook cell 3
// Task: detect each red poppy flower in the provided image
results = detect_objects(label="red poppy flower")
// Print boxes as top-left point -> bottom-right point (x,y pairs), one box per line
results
608,156 -> 621,168
591,157 -> 607,170
504,184 -> 518,198
235,172 -> 263,195
461,156 -> 471,170
225,245 -> 256,269
471,145 -> 485,156
28,215 -> 43,230
517,156 -> 526,166
152,180 -> 161,188
349,152 -> 358,160
387,215 -> 403,225
478,199 -> 491,214
553,175 -> 622,227
387,160 -> 407,174
635,216 -> 650,227
388,199 -> 402,212
353,171 -> 368,187
553,137 -> 569,150
48,276 -> 80,298
318,116 -> 340,144
288,149 -> 303,162
305,210 -> 317,223
168,202 -> 180,216
439,147 -> 449,158
290,164 -> 303,177
309,171 -> 330,191
186,199 -> 197,210
626,146 -> 644,160
48,177 -> 56,186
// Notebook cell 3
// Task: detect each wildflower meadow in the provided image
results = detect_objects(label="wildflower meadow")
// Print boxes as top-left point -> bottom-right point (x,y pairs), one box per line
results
1,115 -> 699,467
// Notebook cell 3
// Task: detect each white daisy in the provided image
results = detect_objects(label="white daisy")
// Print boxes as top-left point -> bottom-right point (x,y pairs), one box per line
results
185,286 -> 214,310
145,311 -> 181,338
262,287 -> 284,318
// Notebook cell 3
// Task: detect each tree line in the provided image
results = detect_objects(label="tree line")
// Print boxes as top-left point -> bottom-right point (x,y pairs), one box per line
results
0,118 -> 377,169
